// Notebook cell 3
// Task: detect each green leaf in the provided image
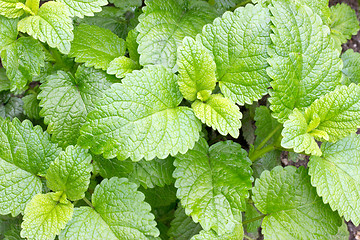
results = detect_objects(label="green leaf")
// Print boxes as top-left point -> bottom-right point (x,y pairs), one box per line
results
38,65 -> 116,148
192,94 -> 242,138
0,118 -> 61,216
308,134 -> 360,225
75,6 -> 137,39
60,177 -> 160,239
198,4 -> 271,105
140,184 -> 177,209
0,69 -> 10,92
330,3 -> 360,45
136,0 -> 217,71
168,206 -> 202,240
78,65 -> 202,161
268,0 -> 342,123
0,95 -> 23,120
57,0 -> 107,18
0,0 -> 25,18
254,106 -> 282,147
22,90 -> 41,120
253,166 -> 342,240
69,24 -> 126,70
1,37 -> 45,92
108,0 -> 141,13
341,49 -> 360,84
209,0 -> 248,12
21,192 -> 74,240
191,225 -> 244,240
126,29 -> 140,63
282,84 -> 360,155
46,145 -> 92,201
17,2 -> 73,54
252,150 -> 282,179
107,56 -> 140,79
243,203 -> 261,233
173,138 -> 252,235
94,155 -> 175,188
3,218 -> 24,240
177,36 -> 217,101
331,221 -> 349,240
0,16 -> 18,50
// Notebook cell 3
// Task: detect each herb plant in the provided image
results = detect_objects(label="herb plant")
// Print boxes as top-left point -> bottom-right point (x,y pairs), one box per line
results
0,0 -> 360,239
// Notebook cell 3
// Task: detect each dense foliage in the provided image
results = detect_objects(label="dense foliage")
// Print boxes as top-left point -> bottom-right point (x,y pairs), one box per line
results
0,0 -> 360,239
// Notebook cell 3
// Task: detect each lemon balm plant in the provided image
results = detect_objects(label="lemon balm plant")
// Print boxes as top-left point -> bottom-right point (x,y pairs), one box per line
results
0,0 -> 360,239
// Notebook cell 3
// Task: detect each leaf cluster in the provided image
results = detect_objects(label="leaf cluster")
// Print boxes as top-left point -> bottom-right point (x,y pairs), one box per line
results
0,0 -> 360,239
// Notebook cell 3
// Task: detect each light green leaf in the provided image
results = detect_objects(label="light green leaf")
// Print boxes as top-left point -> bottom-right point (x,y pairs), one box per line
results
107,56 -> 140,79
60,177 -> 160,239
192,94 -> 241,138
57,0 -> 107,18
46,145 -> 92,201
296,0 -> 331,25
17,2 -> 73,54
21,192 -> 74,240
173,138 -> 252,235
0,69 -> 10,92
281,108 -> 323,156
330,3 -> 360,45
168,206 -> 202,240
199,4 -> 271,105
177,36 -> 216,101
38,65 -> 116,148
78,65 -> 202,161
308,134 -> 360,225
304,83 -> 360,140
255,0 -> 331,24
268,0 -> 342,123
0,0 -> 25,18
136,0 -> 217,71
69,24 -> 126,70
191,225 -> 244,240
0,16 -> 18,50
95,155 -> 175,188
0,118 -> 61,216
253,166 -> 342,240
1,37 -> 45,92
341,49 -> 360,84
0,96 -> 23,120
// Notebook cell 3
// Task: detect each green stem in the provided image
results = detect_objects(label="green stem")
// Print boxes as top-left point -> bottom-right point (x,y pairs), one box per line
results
249,144 -> 275,162
82,197 -> 94,209
256,125 -> 282,150
274,145 -> 311,156
244,235 -> 255,240
242,214 -> 267,225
